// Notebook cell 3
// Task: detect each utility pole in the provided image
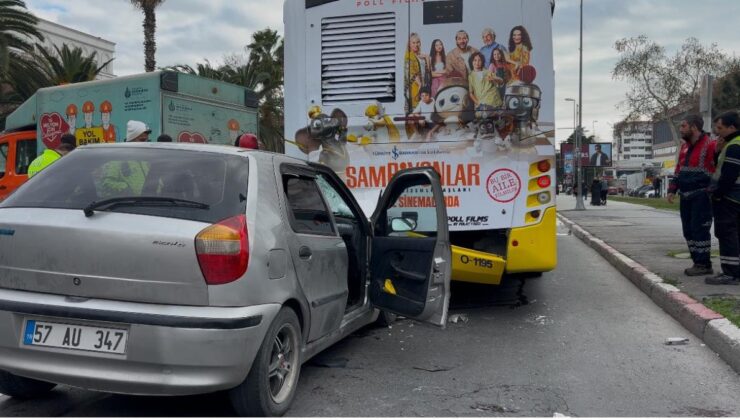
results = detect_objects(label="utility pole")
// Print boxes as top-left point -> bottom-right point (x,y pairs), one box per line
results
575,0 -> 586,210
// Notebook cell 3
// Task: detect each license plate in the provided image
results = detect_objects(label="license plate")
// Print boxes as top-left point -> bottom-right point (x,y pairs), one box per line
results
23,320 -> 128,355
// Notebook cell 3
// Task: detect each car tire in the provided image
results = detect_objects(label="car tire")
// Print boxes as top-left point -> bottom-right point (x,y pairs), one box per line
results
229,307 -> 302,417
0,370 -> 56,399
375,310 -> 397,327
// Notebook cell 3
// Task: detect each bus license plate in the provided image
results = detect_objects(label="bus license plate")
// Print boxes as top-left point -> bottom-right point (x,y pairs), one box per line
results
23,320 -> 128,355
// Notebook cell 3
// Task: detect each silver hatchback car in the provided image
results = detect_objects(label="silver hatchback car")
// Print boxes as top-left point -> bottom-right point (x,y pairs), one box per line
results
0,143 -> 451,416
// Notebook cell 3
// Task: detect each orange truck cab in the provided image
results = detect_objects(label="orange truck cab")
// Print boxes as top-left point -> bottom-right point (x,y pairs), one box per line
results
0,129 -> 37,201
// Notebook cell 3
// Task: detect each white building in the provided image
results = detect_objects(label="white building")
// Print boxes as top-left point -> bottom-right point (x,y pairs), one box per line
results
613,121 -> 653,163
35,18 -> 116,79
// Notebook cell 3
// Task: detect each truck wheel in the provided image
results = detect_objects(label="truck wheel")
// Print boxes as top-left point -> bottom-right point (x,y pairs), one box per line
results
229,307 -> 301,417
0,370 -> 56,399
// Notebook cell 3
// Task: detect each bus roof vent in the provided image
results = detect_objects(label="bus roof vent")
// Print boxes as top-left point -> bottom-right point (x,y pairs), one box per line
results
321,12 -> 396,104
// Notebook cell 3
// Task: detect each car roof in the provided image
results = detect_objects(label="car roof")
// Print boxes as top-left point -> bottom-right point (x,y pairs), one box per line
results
79,143 -> 310,166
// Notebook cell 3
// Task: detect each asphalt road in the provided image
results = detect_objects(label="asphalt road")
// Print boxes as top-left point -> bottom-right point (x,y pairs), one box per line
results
1,221 -> 739,416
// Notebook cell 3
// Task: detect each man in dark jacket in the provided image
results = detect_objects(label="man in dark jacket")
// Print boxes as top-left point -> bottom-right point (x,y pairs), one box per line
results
667,114 -> 717,276
706,111 -> 740,285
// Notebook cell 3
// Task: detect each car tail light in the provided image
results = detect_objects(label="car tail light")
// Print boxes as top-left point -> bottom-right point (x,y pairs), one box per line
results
537,160 -> 551,173
537,176 -> 551,189
196,215 -> 249,285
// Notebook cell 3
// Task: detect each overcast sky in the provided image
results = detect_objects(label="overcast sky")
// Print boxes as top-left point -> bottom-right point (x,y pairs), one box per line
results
27,0 -> 740,143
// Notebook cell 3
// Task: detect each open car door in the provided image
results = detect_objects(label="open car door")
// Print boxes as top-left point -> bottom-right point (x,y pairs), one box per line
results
369,167 -> 451,327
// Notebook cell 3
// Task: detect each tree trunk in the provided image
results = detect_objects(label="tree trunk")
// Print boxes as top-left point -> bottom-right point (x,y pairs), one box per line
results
143,8 -> 156,72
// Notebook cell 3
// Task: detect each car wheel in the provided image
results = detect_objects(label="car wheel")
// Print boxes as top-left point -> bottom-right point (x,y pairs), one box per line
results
229,307 -> 301,417
375,310 -> 397,327
0,370 -> 56,399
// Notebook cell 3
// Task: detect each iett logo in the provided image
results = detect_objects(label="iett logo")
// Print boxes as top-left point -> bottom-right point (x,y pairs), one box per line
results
392,146 -> 399,161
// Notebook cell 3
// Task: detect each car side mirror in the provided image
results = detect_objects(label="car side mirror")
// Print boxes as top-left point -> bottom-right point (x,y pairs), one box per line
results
390,217 -> 417,233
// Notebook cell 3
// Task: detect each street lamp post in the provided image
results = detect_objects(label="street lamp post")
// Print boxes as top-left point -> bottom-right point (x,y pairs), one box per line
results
565,98 -> 577,195
565,98 -> 584,210
575,0 -> 586,210
592,120 -> 598,139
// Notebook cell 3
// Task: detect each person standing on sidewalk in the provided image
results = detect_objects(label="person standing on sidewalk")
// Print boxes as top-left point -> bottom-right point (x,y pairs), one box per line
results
706,111 -> 740,286
667,114 -> 717,276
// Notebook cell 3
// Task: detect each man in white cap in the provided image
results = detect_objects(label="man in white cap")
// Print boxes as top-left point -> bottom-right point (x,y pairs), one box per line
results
126,120 -> 151,142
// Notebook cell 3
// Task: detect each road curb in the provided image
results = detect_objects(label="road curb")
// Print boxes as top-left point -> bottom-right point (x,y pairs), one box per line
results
558,213 -> 740,374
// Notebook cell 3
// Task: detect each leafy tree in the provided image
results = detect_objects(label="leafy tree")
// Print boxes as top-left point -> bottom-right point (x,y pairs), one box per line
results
613,36 -> 731,152
129,0 -> 166,72
713,65 -> 740,114
564,127 -> 594,144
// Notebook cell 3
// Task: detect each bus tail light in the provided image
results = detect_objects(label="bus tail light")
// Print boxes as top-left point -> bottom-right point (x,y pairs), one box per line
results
537,176 -> 551,189
537,160 -> 551,173
196,215 -> 249,285
538,192 -> 551,204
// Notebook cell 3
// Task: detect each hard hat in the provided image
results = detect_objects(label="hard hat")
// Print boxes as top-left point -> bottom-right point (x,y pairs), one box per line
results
66,104 -> 78,116
238,133 -> 259,150
82,101 -> 95,113
100,100 -> 113,113
228,119 -> 240,131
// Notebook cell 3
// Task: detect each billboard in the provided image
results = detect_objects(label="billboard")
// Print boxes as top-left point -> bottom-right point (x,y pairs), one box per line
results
561,143 -> 613,168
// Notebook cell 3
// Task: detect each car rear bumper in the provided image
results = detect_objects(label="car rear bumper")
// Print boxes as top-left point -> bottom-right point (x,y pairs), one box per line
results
0,288 -> 280,396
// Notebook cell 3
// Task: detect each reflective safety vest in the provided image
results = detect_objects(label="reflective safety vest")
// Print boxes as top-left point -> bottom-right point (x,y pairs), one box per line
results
712,134 -> 740,204
100,160 -> 150,197
27,149 -> 62,178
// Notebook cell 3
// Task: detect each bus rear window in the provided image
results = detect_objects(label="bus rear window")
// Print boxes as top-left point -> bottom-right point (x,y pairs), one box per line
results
423,0 -> 463,25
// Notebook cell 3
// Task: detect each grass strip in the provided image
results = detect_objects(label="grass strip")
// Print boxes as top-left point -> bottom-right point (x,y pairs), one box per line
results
609,196 -> 680,211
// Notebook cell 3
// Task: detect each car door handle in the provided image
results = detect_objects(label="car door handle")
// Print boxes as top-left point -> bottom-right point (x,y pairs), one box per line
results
390,261 -> 426,281
299,246 -> 312,260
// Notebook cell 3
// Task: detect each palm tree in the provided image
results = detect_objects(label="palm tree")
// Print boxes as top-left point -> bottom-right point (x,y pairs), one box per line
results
33,44 -> 113,85
1,44 -> 111,128
163,29 -> 286,152
245,29 -> 285,153
129,0 -> 166,72
0,0 -> 43,76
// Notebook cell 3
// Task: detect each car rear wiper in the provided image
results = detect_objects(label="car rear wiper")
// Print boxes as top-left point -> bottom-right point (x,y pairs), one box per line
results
84,196 -> 210,217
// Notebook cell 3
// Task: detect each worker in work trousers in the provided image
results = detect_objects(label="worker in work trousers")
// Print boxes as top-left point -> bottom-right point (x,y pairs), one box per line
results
707,111 -> 740,286
667,114 -> 717,276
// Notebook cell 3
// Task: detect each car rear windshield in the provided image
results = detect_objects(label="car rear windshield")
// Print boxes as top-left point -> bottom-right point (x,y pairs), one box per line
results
0,147 -> 249,224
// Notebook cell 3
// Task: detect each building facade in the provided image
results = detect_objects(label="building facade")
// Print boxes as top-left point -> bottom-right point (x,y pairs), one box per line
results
35,18 -> 116,79
613,121 -> 653,163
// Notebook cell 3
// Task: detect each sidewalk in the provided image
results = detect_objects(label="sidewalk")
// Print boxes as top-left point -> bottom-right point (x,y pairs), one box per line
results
557,193 -> 740,373
557,194 -> 738,301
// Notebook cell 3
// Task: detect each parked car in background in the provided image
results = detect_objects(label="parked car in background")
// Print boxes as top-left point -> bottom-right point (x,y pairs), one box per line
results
639,188 -> 656,198
0,144 -> 451,416
629,185 -> 653,197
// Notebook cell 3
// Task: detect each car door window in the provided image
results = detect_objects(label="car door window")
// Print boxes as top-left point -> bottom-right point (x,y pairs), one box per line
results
284,176 -> 335,236
383,182 -> 438,237
15,140 -> 37,175
0,143 -> 8,179
315,174 -> 357,221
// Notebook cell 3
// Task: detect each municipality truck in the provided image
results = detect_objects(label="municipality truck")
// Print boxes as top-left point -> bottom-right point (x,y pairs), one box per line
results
0,71 -> 259,200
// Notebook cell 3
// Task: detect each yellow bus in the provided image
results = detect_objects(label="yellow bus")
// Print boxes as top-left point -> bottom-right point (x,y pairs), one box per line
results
284,0 -> 557,285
